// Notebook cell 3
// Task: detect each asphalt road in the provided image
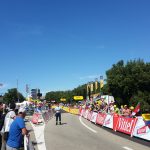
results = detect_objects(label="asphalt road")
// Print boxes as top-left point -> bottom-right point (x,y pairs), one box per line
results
44,112 -> 150,150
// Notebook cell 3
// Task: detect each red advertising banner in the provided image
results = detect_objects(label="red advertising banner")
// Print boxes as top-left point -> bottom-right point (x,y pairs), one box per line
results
115,116 -> 138,135
79,107 -> 82,114
113,113 -> 119,130
87,111 -> 93,121
96,113 -> 107,125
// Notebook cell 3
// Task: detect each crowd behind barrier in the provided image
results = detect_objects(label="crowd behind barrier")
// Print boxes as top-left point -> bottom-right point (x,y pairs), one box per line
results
57,97 -> 150,142
1,99 -> 149,150
79,108 -> 150,141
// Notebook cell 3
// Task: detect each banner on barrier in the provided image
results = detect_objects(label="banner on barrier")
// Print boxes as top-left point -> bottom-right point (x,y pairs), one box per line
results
90,112 -> 98,123
103,114 -> 113,129
70,109 -> 79,115
133,117 -> 150,141
80,109 -> 150,141
96,113 -> 107,125
87,111 -> 93,121
115,116 -> 137,135
80,109 -> 85,116
83,109 -> 89,119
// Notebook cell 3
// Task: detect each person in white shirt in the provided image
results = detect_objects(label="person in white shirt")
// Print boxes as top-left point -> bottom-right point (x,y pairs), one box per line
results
54,103 -> 61,125
1,103 -> 16,150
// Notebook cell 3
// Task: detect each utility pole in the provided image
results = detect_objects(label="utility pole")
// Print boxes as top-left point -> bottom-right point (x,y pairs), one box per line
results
17,79 -> 19,103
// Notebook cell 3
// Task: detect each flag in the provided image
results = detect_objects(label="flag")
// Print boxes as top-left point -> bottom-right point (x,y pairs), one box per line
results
100,80 -> 104,88
132,102 -> 140,116
95,79 -> 98,90
90,83 -> 93,92
87,84 -> 89,94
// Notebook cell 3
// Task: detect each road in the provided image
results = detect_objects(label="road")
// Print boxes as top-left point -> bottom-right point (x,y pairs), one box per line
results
44,112 -> 149,150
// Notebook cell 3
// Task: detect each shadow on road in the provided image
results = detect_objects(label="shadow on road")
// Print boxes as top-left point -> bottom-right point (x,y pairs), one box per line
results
60,123 -> 67,125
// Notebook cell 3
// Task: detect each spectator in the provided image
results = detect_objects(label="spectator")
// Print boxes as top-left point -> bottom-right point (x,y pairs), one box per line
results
122,105 -> 131,118
6,108 -> 28,150
120,105 -> 124,114
114,105 -> 120,114
0,102 -> 5,150
2,103 -> 16,150
109,103 -> 115,114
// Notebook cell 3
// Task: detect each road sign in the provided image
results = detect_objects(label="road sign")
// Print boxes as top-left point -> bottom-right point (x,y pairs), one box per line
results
73,96 -> 83,100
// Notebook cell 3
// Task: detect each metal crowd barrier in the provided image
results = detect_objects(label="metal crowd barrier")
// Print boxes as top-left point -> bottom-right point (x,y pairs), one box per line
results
42,109 -> 54,123
24,135 -> 34,150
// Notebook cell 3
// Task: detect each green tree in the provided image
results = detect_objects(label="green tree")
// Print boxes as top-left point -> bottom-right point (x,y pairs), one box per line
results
106,59 -> 150,111
3,88 -> 25,104
45,84 -> 87,103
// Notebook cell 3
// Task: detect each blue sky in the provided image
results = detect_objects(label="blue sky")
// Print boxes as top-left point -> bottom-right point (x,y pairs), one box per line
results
0,0 -> 150,96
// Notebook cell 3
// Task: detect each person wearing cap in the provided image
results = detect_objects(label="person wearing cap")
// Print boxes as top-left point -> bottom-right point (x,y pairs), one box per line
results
129,106 -> 134,116
6,107 -> 28,150
120,105 -> 124,114
114,105 -> 120,114
1,103 -> 16,150
109,102 -> 115,114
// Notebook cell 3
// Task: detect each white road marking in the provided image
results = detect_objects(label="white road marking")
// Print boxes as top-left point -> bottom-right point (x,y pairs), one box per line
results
123,146 -> 134,150
79,116 -> 97,133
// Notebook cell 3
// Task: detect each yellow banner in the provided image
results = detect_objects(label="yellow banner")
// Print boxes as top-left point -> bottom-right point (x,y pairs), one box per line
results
60,98 -> 66,101
73,96 -> 83,100
100,80 -> 104,88
90,83 -> 93,92
62,107 -> 79,115
95,81 -> 98,90
142,114 -> 150,121
69,109 -> 79,115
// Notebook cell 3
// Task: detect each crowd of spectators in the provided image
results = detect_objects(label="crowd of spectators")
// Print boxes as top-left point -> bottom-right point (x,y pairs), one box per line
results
0,102 -> 28,150
79,98 -> 138,118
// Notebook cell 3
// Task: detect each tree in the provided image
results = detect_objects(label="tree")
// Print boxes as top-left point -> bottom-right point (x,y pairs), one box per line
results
45,84 -> 87,103
106,59 -> 150,111
3,88 -> 25,104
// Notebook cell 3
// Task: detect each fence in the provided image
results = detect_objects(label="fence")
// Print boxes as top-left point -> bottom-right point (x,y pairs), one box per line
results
80,108 -> 150,141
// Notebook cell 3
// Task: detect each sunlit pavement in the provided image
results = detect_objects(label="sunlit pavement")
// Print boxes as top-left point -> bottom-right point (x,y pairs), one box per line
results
44,113 -> 150,150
